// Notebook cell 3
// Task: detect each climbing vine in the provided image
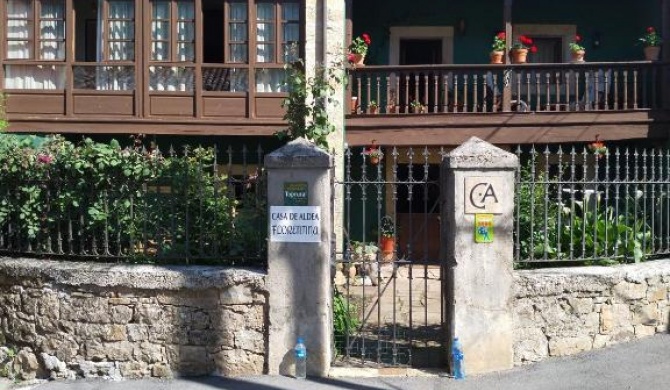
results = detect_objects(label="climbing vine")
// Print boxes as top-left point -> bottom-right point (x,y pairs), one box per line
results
276,58 -> 345,150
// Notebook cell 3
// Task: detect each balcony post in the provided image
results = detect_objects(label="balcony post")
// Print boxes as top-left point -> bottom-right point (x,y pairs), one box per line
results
502,0 -> 513,112
662,0 -> 670,109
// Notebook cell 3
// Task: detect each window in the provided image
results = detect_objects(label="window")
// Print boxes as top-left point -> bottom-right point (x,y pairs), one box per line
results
2,0 -> 303,93
199,0 -> 301,93
254,1 -> 299,92
149,0 -> 195,91
4,0 -> 66,89
150,0 -> 194,61
6,0 -> 65,60
105,0 -> 135,61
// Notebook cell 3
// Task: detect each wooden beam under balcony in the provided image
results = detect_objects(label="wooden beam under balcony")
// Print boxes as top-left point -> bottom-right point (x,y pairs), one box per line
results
346,110 -> 670,146
5,116 -> 284,136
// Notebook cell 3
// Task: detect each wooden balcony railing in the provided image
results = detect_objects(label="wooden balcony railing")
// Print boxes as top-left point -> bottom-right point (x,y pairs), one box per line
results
348,62 -> 670,116
3,61 -> 288,134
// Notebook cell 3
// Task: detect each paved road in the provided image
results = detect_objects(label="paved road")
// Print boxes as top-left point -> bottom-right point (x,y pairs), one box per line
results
25,333 -> 670,390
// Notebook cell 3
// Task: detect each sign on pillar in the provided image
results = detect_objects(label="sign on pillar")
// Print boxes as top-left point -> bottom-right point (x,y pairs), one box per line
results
269,206 -> 321,243
465,176 -> 503,244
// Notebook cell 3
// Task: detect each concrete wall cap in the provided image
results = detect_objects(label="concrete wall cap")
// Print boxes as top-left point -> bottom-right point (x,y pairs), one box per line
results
445,137 -> 519,169
0,257 -> 266,291
515,259 -> 670,281
265,138 -> 332,169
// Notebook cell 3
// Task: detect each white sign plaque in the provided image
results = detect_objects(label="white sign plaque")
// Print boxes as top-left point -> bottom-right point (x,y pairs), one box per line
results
464,176 -> 504,214
269,206 -> 321,243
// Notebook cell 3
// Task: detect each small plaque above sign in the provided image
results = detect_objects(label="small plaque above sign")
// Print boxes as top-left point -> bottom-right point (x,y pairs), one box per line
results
474,213 -> 494,243
464,176 -> 504,214
284,182 -> 308,206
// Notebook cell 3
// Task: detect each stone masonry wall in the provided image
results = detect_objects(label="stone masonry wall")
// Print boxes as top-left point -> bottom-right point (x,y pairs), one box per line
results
514,260 -> 670,365
0,258 -> 267,380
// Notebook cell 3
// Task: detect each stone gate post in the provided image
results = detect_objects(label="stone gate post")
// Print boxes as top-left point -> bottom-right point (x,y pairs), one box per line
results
441,137 -> 518,375
265,138 -> 333,377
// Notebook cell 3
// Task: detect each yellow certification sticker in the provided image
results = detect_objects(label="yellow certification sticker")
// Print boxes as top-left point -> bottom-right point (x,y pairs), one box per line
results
474,213 -> 494,243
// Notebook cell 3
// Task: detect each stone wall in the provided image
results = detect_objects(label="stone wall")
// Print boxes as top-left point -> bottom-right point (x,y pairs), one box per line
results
514,260 -> 670,365
0,258 -> 267,380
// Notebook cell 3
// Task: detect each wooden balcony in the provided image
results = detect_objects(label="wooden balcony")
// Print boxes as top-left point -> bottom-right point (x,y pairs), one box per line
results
3,62 -> 287,136
347,61 -> 670,146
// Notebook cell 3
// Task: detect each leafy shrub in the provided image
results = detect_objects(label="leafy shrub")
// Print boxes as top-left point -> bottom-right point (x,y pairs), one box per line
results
333,287 -> 360,356
516,162 -> 651,265
0,134 -> 265,265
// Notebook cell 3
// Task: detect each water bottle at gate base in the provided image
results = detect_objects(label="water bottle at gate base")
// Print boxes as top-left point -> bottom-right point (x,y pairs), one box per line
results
451,337 -> 465,380
294,338 -> 307,379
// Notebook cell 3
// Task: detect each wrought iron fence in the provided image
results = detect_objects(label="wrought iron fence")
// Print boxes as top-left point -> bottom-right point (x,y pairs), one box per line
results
0,143 -> 267,266
514,144 -> 670,265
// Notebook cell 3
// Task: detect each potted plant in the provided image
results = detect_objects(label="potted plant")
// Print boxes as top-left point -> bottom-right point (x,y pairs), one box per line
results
490,31 -> 506,64
509,35 -> 537,64
363,140 -> 383,165
588,134 -> 607,160
639,27 -> 663,61
569,34 -> 586,63
350,241 -> 379,262
409,100 -> 423,113
379,216 -> 395,260
368,100 -> 378,114
348,33 -> 371,66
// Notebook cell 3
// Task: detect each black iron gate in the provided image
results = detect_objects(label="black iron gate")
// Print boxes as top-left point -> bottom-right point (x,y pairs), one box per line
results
333,144 -> 445,367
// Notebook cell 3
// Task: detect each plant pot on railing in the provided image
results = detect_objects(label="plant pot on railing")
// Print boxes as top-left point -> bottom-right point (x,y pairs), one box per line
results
490,50 -> 505,64
409,101 -> 424,114
351,53 -> 366,66
570,49 -> 586,63
509,48 -> 528,64
643,46 -> 661,61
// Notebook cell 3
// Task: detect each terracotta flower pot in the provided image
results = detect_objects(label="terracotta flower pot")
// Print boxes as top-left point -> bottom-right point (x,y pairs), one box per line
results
570,49 -> 585,63
380,236 -> 395,255
350,97 -> 358,114
509,48 -> 528,64
490,50 -> 504,64
644,46 -> 661,61
369,155 -> 380,165
386,105 -> 398,114
368,106 -> 378,114
351,53 -> 366,66
410,105 -> 423,114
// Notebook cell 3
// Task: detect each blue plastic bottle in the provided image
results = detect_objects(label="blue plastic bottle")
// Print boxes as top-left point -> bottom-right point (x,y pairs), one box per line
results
451,337 -> 465,379
294,337 -> 307,379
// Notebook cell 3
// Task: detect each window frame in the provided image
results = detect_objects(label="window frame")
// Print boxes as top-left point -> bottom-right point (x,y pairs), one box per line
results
222,0 -> 301,66
4,0 -> 66,61
149,0 -> 195,63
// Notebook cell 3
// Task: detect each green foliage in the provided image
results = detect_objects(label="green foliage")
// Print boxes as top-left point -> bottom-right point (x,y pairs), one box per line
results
0,94 -> 7,132
333,288 -> 359,339
276,58 -> 345,150
0,135 -> 264,264
516,162 -> 651,265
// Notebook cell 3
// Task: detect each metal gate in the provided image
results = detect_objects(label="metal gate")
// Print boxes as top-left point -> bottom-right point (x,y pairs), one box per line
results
333,144 -> 445,367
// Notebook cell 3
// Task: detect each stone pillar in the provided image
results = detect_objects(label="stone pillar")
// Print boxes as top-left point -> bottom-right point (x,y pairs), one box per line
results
441,137 -> 518,375
265,138 -> 333,377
